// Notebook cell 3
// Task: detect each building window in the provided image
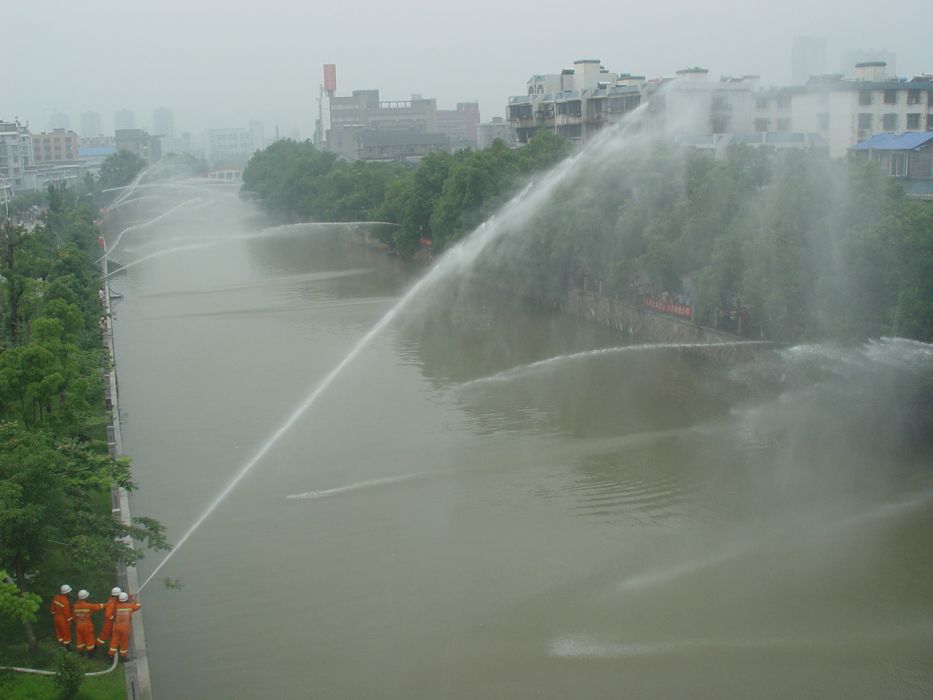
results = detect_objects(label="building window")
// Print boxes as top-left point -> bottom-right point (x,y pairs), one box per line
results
777,117 -> 791,131
755,98 -> 768,110
711,115 -> 730,133
906,90 -> 922,105
928,114 -> 933,131
882,113 -> 898,131
777,96 -> 791,110
883,90 -> 897,104
754,118 -> 770,132
711,95 -> 730,112
817,113 -> 830,131
890,153 -> 908,177
858,113 -> 873,130
858,92 -> 872,106
906,113 -> 921,130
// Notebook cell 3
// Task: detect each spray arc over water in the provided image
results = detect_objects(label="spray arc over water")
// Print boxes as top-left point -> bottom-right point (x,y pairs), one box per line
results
137,110 -> 663,590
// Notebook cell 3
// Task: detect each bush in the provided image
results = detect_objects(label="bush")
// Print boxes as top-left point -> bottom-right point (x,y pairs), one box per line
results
53,648 -> 83,700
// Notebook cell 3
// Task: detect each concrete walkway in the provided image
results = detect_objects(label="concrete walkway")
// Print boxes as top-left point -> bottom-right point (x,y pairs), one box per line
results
102,266 -> 153,700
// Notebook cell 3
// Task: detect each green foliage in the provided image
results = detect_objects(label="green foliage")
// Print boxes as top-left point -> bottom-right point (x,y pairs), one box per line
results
0,191 -> 167,660
0,571 -> 40,625
241,136 -> 932,343
53,648 -> 83,699
97,150 -> 146,194
244,133 -> 573,259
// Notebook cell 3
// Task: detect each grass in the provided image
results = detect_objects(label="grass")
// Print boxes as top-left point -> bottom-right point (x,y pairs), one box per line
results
0,638 -> 125,700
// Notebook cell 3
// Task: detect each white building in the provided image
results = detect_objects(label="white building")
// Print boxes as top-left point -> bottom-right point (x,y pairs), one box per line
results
0,119 -> 36,192
508,60 -> 644,144
643,68 -> 760,137
477,117 -> 516,149
508,60 -> 766,146
204,127 -> 257,166
755,62 -> 933,158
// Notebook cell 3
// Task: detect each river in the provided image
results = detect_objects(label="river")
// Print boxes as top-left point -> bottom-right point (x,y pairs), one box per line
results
108,181 -> 933,699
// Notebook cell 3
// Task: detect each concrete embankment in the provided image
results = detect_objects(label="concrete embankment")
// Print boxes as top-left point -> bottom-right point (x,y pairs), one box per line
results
102,279 -> 152,700
565,289 -> 770,360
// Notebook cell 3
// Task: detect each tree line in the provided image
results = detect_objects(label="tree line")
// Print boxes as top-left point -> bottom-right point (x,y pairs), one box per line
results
0,170 -> 167,660
242,136 -> 932,344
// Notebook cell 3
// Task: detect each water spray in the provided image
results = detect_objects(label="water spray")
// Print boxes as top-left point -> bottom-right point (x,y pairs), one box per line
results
138,106 -> 662,590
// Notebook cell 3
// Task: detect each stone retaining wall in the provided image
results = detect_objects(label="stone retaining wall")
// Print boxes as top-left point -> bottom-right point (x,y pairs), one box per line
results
102,278 -> 152,700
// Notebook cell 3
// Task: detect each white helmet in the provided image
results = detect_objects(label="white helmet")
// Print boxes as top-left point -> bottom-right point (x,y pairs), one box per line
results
111,587 -> 122,596
78,590 -> 89,600
60,584 -> 72,595
118,592 -> 129,602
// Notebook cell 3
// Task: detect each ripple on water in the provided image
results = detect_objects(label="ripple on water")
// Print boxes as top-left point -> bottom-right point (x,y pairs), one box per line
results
556,450 -> 694,526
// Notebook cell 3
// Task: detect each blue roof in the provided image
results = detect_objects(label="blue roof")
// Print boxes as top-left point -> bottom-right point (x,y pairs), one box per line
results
78,146 -> 116,156
849,132 -> 933,151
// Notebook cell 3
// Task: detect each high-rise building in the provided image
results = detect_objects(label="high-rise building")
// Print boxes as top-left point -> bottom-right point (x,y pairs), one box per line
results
48,111 -> 71,131
791,36 -> 827,85
152,107 -> 175,138
114,109 -> 136,131
80,112 -> 102,138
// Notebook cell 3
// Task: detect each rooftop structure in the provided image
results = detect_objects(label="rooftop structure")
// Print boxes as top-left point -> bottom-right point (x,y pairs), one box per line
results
850,131 -> 933,195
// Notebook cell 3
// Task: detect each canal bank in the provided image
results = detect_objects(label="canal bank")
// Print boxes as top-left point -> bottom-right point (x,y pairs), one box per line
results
102,273 -> 152,700
564,288 -> 770,360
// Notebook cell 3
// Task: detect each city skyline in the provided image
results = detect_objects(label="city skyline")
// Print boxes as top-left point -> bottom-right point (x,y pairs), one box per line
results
4,0 -> 930,140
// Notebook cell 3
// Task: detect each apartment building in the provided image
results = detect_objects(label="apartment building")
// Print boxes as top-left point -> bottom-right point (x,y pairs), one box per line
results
32,128 -> 80,163
0,119 -> 36,191
508,60 -> 764,146
507,60 -> 643,144
755,62 -> 933,158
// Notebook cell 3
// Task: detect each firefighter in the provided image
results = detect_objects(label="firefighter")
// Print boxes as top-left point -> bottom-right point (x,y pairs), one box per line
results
50,584 -> 74,648
108,592 -> 141,661
97,587 -> 122,649
73,590 -> 105,657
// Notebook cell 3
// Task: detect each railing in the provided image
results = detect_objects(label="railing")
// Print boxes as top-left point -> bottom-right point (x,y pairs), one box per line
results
644,296 -> 692,319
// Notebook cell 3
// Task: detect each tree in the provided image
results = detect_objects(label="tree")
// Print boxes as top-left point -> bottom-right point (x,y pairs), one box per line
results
0,222 -> 48,343
0,422 -> 168,651
97,150 -> 146,193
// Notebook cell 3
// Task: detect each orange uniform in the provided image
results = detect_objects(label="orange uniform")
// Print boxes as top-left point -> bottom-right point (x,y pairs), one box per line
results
109,599 -> 141,659
97,595 -> 120,646
50,594 -> 73,645
73,600 -> 105,652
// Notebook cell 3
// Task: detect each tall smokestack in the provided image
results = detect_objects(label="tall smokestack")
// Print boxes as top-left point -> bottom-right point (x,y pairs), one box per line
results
324,64 -> 337,94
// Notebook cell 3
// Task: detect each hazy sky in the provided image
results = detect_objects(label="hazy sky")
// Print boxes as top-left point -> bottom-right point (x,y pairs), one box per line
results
5,0 -> 931,138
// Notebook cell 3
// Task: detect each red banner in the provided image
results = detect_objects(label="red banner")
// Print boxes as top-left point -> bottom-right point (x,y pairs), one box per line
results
644,297 -> 692,319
